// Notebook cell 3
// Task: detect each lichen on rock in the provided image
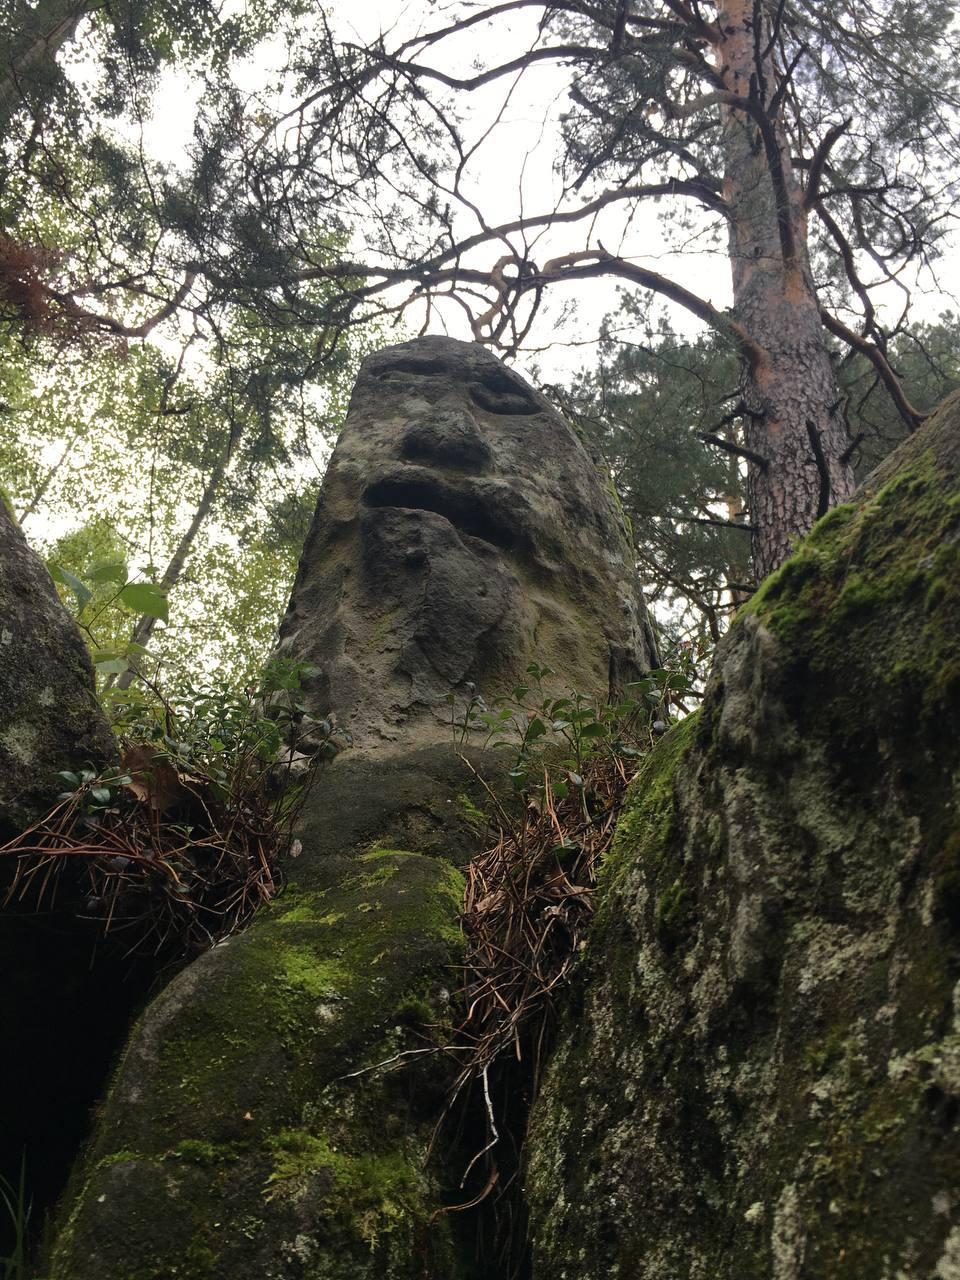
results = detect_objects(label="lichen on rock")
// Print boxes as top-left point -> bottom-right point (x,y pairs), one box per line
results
526,392 -> 960,1278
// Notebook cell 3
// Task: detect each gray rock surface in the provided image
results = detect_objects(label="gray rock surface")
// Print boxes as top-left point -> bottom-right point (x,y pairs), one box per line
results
0,501 -> 113,835
278,336 -> 658,751
526,393 -> 960,1278
44,340 -> 657,1279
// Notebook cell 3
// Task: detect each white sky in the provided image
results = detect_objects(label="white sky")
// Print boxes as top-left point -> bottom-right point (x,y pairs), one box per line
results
56,0 -> 940,413
131,0 -> 958,389
136,0 -> 734,383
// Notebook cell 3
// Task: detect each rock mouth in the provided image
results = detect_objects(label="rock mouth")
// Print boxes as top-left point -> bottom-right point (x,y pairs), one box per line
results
362,474 -> 520,552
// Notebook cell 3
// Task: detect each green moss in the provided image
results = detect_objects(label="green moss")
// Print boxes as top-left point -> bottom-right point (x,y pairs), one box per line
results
393,996 -> 434,1027
803,1025 -> 847,1076
746,448 -> 960,716
266,1127 -> 421,1244
527,399 -> 960,1279
171,1139 -> 236,1166
456,791 -> 488,833
600,712 -> 700,886
95,1149 -> 157,1171
47,848 -> 469,1280
278,944 -> 349,997
654,878 -> 693,949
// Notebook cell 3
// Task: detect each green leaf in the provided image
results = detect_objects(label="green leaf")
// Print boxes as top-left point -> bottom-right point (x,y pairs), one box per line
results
95,657 -> 129,675
88,561 -> 128,585
119,582 -> 169,622
53,565 -> 93,611
90,787 -> 112,804
579,722 -> 608,738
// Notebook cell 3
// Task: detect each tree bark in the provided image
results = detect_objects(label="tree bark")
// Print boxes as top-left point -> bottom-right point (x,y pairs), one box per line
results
715,0 -> 856,580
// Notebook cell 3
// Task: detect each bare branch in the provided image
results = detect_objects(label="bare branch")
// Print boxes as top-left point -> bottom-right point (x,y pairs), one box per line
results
50,273 -> 197,339
803,118 -> 851,211
805,420 -> 831,518
820,308 -> 925,433
697,432 -> 769,470
529,248 -> 766,366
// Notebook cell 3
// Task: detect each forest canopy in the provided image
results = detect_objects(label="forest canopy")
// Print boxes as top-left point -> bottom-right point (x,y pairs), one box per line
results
1,0 -> 959,682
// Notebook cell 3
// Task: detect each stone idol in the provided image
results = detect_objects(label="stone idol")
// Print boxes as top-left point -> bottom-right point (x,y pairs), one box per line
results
278,335 -> 658,750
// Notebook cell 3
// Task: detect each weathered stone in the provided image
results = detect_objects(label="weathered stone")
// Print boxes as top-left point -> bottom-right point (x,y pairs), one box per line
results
526,393 -> 960,1277
0,502 -> 113,835
45,339 -> 658,1279
49,842 -> 468,1280
45,746 -> 505,1280
278,335 -> 658,752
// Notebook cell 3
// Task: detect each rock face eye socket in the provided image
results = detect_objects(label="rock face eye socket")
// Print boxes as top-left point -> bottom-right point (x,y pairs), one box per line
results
373,356 -> 450,378
468,370 -> 541,416
372,349 -> 542,417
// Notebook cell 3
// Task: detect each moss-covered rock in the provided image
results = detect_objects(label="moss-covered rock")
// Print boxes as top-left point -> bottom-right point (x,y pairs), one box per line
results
43,746 -> 513,1279
0,503 -> 113,836
47,849 -> 468,1280
526,393 -> 960,1278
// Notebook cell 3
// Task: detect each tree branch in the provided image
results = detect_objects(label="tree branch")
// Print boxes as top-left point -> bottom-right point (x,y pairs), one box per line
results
820,308 -> 925,433
803,118 -> 851,211
529,249 -> 765,367
805,419 -> 831,517
678,513 -> 755,532
697,431 -> 769,469
51,273 -> 197,339
380,44 -> 605,93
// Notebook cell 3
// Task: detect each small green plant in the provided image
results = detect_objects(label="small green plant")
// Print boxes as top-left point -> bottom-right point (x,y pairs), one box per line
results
48,555 -> 168,683
447,657 -> 697,808
104,655 -> 335,795
1,658 -> 332,962
0,1154 -> 31,1280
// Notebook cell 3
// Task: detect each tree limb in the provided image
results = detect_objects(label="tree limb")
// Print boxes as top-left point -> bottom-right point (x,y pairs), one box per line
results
697,431 -> 769,469
820,308 -> 925,433
530,249 -> 765,367
805,419 -> 831,517
803,118 -> 851,211
51,273 -> 197,339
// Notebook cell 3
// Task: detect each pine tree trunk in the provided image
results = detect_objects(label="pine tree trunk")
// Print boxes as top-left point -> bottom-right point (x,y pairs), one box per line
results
716,0 -> 855,580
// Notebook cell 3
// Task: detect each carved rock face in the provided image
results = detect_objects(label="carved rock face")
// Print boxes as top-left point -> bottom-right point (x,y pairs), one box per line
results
279,336 -> 657,751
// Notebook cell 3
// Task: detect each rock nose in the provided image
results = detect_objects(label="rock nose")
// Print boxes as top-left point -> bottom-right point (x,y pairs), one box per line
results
399,407 -> 492,471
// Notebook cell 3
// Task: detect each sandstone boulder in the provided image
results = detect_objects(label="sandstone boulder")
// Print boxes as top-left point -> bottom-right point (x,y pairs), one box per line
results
527,393 -> 960,1279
